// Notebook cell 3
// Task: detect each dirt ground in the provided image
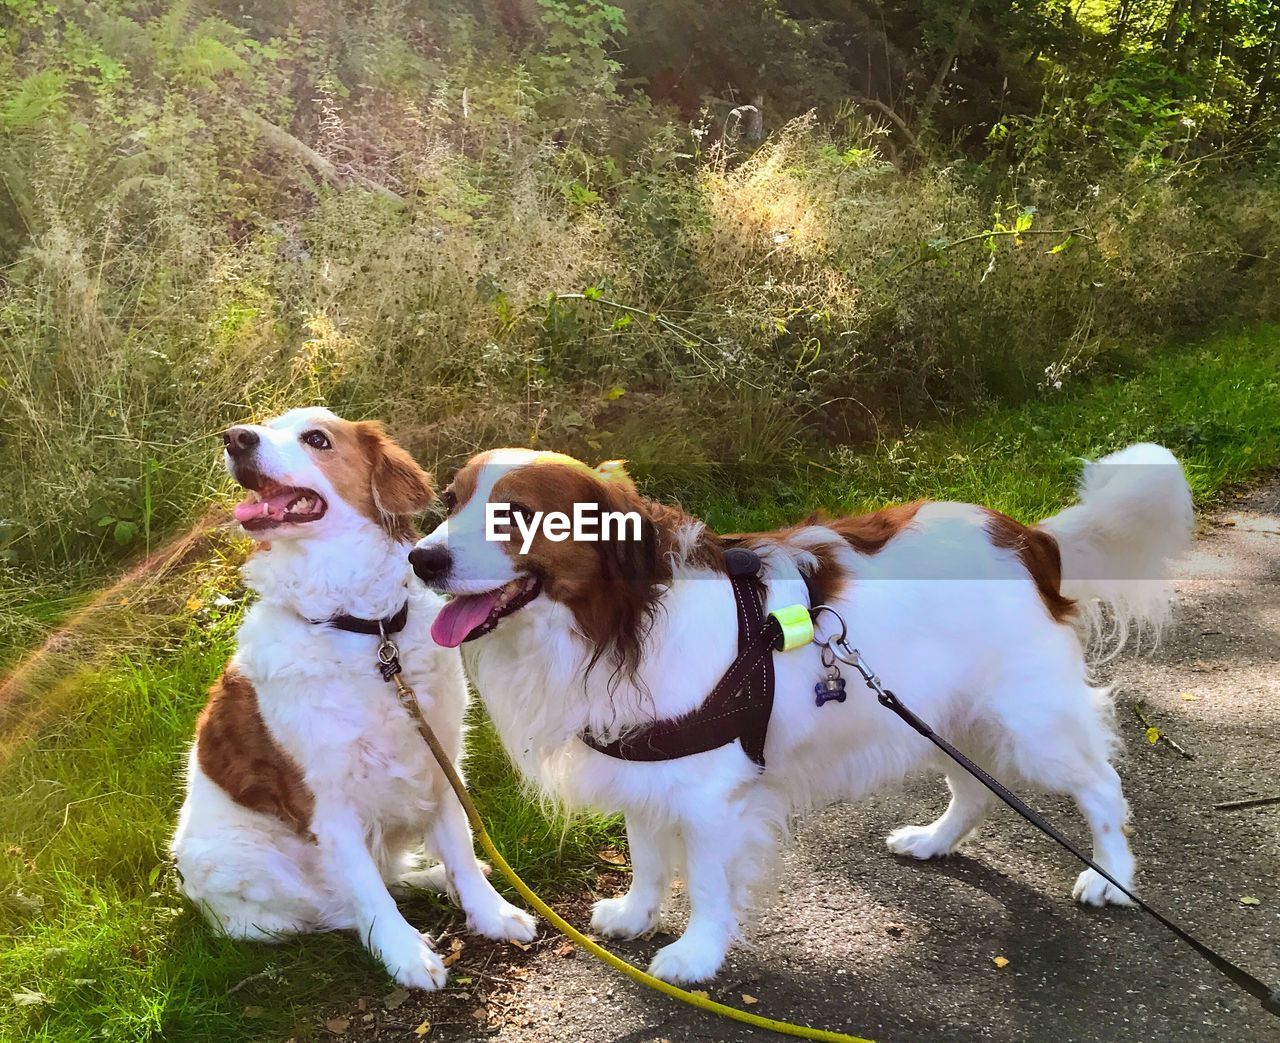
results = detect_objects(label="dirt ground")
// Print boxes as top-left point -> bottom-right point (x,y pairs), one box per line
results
345,477 -> 1280,1043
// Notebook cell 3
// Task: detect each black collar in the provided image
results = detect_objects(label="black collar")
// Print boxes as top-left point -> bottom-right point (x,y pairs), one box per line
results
312,601 -> 409,637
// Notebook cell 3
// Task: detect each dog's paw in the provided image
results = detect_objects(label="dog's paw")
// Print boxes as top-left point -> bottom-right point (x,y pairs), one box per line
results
375,928 -> 448,991
1073,868 -> 1136,908
591,894 -> 660,939
886,824 -> 955,860
647,937 -> 725,985
467,899 -> 537,944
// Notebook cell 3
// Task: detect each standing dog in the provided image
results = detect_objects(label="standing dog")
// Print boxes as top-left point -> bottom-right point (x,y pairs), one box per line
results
172,408 -> 535,990
410,445 -> 1192,984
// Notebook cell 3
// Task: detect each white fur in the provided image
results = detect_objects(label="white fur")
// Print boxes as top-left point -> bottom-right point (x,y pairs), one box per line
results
172,408 -> 534,990
1043,442 -> 1194,657
421,444 -> 1192,983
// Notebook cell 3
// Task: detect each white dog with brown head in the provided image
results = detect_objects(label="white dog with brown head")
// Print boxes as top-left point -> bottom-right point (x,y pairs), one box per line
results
172,407 -> 535,990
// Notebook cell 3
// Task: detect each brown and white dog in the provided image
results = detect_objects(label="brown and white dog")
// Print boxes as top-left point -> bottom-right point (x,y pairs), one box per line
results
172,408 -> 535,990
411,444 -> 1192,984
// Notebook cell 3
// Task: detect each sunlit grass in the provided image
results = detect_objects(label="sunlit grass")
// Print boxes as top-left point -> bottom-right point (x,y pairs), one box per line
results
1,324 -> 1277,1041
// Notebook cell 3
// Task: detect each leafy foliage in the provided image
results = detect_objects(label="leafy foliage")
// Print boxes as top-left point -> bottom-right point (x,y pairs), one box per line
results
0,0 -> 1276,602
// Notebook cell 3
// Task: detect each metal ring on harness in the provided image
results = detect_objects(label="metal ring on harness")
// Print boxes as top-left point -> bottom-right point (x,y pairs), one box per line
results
809,604 -> 847,646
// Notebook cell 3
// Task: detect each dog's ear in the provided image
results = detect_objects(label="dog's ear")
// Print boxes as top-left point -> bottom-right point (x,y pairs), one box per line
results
593,458 -> 637,496
592,474 -> 658,586
357,422 -> 435,519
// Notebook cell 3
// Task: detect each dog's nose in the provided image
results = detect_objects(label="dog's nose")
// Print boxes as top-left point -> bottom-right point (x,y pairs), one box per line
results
223,426 -> 260,457
409,545 -> 451,585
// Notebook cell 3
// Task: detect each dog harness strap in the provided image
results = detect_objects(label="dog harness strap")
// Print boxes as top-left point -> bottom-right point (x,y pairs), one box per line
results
315,601 -> 409,637
581,569 -> 781,768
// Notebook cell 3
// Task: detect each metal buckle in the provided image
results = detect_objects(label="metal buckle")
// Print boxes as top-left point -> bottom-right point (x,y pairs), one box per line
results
808,604 -> 885,693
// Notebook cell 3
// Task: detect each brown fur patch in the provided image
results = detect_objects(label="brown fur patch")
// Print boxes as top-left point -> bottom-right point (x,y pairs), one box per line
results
310,419 -> 434,539
984,509 -> 1076,623
801,539 -> 847,606
828,501 -> 925,555
732,502 -> 922,606
195,667 -> 315,839
442,449 -> 488,514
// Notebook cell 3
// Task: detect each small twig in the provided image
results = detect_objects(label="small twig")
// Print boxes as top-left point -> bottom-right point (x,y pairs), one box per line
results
226,969 -> 276,996
1213,795 -> 1280,811
1131,702 -> 1195,760
551,293 -> 748,388
892,227 -> 1094,277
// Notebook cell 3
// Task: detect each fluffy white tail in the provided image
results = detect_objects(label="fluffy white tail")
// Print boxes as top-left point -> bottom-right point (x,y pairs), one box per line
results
1041,443 -> 1194,657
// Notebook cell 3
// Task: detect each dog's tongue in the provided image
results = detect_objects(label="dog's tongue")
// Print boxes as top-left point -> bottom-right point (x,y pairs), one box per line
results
233,490 -> 296,523
431,591 -> 502,648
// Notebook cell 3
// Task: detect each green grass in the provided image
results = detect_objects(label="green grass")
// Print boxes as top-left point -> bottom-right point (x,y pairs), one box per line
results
1,323 -> 1277,1042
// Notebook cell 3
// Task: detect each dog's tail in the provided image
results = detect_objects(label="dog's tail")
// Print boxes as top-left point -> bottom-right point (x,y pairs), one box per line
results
1041,443 -> 1194,658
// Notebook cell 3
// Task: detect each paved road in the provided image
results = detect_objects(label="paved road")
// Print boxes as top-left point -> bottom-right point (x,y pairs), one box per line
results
370,478 -> 1280,1043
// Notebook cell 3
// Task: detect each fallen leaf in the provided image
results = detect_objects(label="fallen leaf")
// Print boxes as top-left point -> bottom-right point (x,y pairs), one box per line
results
1241,896 -> 1261,906
742,993 -> 759,1005
690,990 -> 710,1000
323,1017 -> 350,1035
243,1006 -> 265,1019
1145,726 -> 1160,744
414,1019 -> 431,1036
455,976 -> 473,985
508,939 -> 531,952
443,938 -> 466,966
993,956 -> 1010,969
597,847 -> 627,866
1179,691 -> 1198,701
553,941 -> 575,957
12,988 -> 50,1007
384,987 -> 410,1010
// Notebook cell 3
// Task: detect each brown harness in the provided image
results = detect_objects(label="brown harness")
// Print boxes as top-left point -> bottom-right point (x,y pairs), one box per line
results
580,549 -> 784,768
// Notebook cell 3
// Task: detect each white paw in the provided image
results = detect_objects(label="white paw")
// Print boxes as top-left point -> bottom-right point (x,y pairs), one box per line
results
886,824 -> 956,860
467,898 -> 537,944
374,927 -> 448,991
647,936 -> 726,985
1073,868 -> 1136,907
591,894 -> 660,939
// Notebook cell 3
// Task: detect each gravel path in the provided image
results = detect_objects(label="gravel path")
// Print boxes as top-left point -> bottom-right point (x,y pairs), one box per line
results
368,478 -> 1280,1043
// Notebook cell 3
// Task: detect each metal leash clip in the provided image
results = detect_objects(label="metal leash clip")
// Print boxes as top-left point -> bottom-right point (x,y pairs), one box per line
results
376,621 -> 404,683
809,604 -> 894,708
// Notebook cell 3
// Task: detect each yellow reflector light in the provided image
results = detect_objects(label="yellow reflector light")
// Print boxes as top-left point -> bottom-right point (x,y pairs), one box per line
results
770,604 -> 814,652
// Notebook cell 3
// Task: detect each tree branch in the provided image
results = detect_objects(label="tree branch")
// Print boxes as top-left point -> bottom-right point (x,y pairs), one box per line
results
243,112 -> 407,208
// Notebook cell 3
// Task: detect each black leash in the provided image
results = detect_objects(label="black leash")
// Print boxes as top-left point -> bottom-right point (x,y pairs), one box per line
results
584,550 -> 1279,1017
826,640 -> 1280,1017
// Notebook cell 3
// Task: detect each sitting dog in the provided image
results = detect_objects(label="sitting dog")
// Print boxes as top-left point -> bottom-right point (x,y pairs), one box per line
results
410,444 -> 1192,984
172,408 -> 535,989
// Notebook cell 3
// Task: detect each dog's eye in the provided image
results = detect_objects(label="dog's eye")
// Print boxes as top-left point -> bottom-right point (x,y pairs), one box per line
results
510,502 -> 534,523
442,488 -> 457,514
301,430 -> 331,450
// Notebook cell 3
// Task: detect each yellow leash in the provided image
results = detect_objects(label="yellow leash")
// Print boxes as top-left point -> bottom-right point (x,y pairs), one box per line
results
383,668 -> 872,1043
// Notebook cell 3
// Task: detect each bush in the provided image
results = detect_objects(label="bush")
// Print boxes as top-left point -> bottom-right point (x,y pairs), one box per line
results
1,1 -> 1277,623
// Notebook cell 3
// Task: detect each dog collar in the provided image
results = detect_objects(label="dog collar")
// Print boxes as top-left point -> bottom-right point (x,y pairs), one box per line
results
311,601 -> 409,637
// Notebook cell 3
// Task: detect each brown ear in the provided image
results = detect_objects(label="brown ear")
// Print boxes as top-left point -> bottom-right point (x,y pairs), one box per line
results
357,422 -> 436,519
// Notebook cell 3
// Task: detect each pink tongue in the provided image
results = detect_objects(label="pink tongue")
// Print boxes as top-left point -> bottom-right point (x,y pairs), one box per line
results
431,592 -> 503,648
233,490 -> 298,523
